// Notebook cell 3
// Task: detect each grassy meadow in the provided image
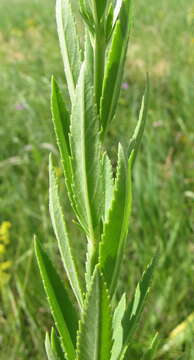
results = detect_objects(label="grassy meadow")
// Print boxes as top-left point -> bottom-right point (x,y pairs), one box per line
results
0,0 -> 194,358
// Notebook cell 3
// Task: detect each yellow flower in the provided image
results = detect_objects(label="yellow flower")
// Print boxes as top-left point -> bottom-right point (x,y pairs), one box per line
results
0,244 -> 5,254
169,312 -> 194,338
0,221 -> 12,290
0,221 -> 11,244
0,260 -> 12,271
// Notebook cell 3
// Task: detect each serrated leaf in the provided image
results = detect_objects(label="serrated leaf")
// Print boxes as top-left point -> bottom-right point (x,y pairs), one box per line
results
34,238 -> 78,360
128,77 -> 149,167
51,76 -> 76,213
49,155 -> 84,309
69,62 -> 102,240
56,0 -> 81,102
76,266 -> 113,360
100,0 -> 132,137
99,144 -> 132,294
120,253 -> 159,358
111,294 -> 126,360
51,328 -> 66,360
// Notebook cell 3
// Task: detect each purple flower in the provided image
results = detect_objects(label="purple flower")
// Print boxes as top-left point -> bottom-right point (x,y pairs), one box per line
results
122,82 -> 129,90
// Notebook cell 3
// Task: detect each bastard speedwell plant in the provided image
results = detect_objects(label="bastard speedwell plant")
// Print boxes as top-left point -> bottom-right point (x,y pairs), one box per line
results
34,0 -> 158,359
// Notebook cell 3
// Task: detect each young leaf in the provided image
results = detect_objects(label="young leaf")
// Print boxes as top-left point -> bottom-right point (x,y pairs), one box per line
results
100,0 -> 132,136
45,332 -> 58,360
94,0 -> 108,22
34,238 -> 78,360
105,3 -> 114,42
121,253 -> 159,357
56,0 -> 81,102
51,328 -> 66,360
51,76 -> 76,213
76,265 -> 113,360
49,155 -> 84,309
128,76 -> 149,166
142,333 -> 159,360
99,144 -> 132,294
69,62 -> 102,240
79,0 -> 95,34
111,294 -> 126,360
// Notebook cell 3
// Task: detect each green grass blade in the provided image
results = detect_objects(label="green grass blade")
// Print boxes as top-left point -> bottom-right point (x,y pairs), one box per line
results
69,62 -> 102,240
121,253 -> 159,357
49,155 -> 84,309
128,77 -> 149,166
76,265 -> 113,360
99,144 -> 132,293
51,76 -> 76,213
51,328 -> 66,360
56,0 -> 81,102
100,0 -> 132,136
34,238 -> 78,360
111,294 -> 126,360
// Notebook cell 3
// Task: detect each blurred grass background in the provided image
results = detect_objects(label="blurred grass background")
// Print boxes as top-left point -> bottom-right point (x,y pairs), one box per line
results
0,0 -> 194,359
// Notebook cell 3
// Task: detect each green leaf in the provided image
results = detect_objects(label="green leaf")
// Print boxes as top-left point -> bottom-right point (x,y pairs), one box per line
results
142,333 -> 159,360
128,76 -> 149,167
105,3 -> 113,42
76,265 -> 113,360
111,294 -> 126,360
84,30 -> 94,86
49,155 -> 84,309
94,0 -> 108,22
45,332 -> 58,360
100,0 -> 132,137
51,328 -> 66,360
99,144 -> 132,294
69,62 -> 102,240
51,76 -> 76,213
34,238 -> 78,360
56,0 -> 81,102
101,152 -> 114,222
121,253 -> 159,358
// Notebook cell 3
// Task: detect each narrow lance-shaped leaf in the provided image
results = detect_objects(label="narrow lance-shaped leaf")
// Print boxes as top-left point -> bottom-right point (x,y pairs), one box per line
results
49,155 -> 84,309
128,76 -> 150,167
70,62 -> 102,239
142,333 -> 159,360
99,144 -> 132,294
101,152 -> 114,223
51,328 -> 66,360
45,332 -> 58,360
100,0 -> 132,136
56,0 -> 81,102
111,293 -> 126,360
34,238 -> 78,360
120,253 -> 159,358
51,76 -> 77,214
76,265 -> 113,360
